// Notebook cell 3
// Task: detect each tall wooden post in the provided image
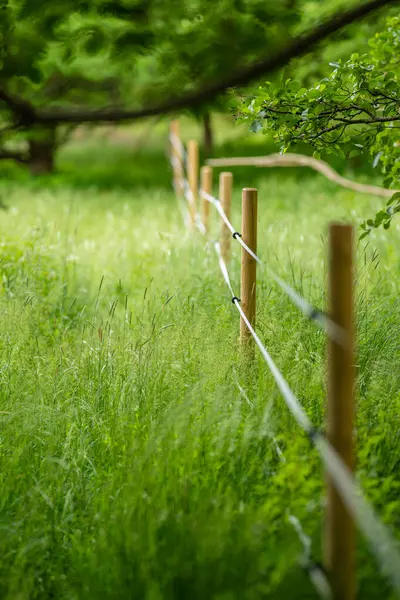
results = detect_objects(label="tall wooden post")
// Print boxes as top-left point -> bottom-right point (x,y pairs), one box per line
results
200,166 -> 213,233
240,188 -> 258,348
170,120 -> 183,197
220,172 -> 233,263
187,140 -> 199,228
325,223 -> 355,600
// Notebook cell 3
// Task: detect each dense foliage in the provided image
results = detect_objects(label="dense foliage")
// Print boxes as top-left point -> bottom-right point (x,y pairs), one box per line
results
0,0 -> 394,171
0,0 -> 303,170
0,0 -> 152,171
241,16 -> 400,235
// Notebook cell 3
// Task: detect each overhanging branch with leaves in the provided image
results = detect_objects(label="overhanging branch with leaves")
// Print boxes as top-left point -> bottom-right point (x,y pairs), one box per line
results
0,0 -> 397,127
239,11 -> 400,235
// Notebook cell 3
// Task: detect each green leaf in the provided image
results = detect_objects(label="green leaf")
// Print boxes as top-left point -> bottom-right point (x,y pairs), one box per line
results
25,65 -> 42,84
42,13 -> 64,36
387,192 -> 400,206
112,30 -> 153,56
383,178 -> 393,189
83,29 -> 107,55
373,151 -> 382,168
100,2 -> 148,21
62,45 -> 74,63
249,120 -> 263,133
374,211 -> 387,226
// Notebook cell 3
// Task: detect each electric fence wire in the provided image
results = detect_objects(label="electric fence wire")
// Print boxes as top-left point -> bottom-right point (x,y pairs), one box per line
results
170,134 -> 208,236
169,141 -> 329,593
272,435 -> 332,599
169,131 -> 188,165
235,376 -> 332,600
171,155 -> 320,596
201,189 -> 347,346
287,514 -> 332,600
170,138 -> 346,347
169,154 -> 204,232
182,179 -> 207,235
168,141 -> 400,596
166,143 -> 189,227
213,242 -> 400,597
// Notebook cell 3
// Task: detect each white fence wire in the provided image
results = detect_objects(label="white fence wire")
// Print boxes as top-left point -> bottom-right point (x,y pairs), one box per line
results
169,152 -> 206,234
168,136 -> 400,597
214,242 -> 400,597
170,132 -> 341,345
288,514 -> 332,600
201,189 -> 347,346
169,131 -> 187,164
256,406 -> 332,598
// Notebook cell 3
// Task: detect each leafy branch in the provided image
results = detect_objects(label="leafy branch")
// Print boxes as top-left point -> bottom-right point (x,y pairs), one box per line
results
240,14 -> 400,235
360,193 -> 400,238
0,147 -> 29,164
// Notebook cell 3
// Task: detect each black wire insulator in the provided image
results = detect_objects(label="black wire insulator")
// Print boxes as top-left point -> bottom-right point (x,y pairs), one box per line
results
307,427 -> 321,445
308,307 -> 320,321
233,231 -> 242,240
231,296 -> 241,305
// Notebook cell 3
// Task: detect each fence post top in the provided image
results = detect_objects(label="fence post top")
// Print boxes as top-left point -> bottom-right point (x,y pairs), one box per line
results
242,187 -> 258,193
329,222 -> 353,230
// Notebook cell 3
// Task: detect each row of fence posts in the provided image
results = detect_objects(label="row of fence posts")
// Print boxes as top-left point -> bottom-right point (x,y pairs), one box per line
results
170,119 -> 356,600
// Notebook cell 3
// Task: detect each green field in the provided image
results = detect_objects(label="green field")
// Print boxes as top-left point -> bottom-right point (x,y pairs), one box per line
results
1,120 -> 400,599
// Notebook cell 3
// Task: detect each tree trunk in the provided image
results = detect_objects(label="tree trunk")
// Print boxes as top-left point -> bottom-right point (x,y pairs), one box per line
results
28,129 -> 57,175
203,112 -> 214,158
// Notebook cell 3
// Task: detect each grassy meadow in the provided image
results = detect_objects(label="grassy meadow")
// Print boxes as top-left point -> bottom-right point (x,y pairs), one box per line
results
1,118 -> 400,599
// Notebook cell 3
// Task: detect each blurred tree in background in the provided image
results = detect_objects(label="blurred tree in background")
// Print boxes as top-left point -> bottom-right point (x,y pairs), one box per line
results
0,0 -> 396,172
0,0 -> 153,172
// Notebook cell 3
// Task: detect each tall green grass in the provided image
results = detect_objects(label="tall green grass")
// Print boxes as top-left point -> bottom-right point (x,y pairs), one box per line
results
0,122 -> 400,599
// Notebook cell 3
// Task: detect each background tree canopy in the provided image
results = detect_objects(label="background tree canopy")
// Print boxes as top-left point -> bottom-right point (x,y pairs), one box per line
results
0,0 -> 398,177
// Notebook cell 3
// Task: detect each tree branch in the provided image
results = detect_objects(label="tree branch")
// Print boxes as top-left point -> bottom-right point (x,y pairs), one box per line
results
336,115 -> 400,125
0,148 -> 29,164
206,153 -> 400,198
294,123 -> 344,141
0,0 -> 393,126
0,89 -> 36,123
0,121 -> 20,136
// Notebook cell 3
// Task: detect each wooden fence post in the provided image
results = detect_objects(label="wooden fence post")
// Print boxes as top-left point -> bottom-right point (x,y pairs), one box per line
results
220,172 -> 233,263
240,188 -> 258,349
325,223 -> 355,600
170,120 -> 183,197
187,140 -> 199,228
200,166 -> 213,233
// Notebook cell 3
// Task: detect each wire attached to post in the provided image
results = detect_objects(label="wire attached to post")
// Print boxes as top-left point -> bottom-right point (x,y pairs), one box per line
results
213,244 -> 400,597
169,134 -> 400,597
200,188 -> 347,346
